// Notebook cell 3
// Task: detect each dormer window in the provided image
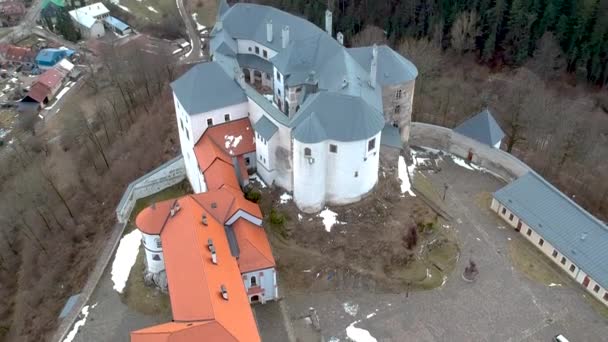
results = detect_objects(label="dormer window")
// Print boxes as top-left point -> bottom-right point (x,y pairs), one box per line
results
263,50 -> 268,58
304,147 -> 311,157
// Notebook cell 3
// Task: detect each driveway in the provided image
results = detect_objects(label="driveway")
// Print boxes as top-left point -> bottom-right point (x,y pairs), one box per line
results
282,152 -> 608,342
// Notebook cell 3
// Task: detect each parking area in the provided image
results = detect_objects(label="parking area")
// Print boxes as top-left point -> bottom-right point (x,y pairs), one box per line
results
282,152 -> 608,342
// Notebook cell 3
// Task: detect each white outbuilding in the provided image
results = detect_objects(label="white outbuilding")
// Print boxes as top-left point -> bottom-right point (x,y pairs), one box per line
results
69,2 -> 109,39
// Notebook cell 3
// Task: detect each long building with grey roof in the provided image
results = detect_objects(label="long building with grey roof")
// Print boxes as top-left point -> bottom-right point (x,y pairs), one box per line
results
492,172 -> 608,305
171,1 -> 418,212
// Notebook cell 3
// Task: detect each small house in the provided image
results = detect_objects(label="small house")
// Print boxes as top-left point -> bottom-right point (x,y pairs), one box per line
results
103,16 -> 132,36
69,3 -> 109,39
35,48 -> 69,69
454,109 -> 505,149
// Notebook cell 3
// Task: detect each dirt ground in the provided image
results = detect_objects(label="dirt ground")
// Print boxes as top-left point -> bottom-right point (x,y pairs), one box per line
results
252,154 -> 460,295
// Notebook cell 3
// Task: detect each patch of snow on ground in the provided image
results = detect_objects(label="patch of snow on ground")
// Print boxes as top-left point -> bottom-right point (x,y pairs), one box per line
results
548,283 -> 562,287
63,303 -> 97,342
279,192 -> 292,204
397,155 -> 416,197
343,302 -> 359,316
263,94 -> 273,102
298,213 -> 303,221
249,174 -> 267,188
111,229 -> 141,293
366,312 -> 376,319
192,13 -> 206,31
147,6 -> 159,13
117,4 -> 131,12
328,338 -> 340,342
318,208 -> 344,232
346,321 -> 377,342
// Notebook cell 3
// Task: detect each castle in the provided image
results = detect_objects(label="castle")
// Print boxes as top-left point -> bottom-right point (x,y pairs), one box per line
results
173,0 -> 418,213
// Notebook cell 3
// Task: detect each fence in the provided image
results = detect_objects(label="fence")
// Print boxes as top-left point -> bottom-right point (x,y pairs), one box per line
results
53,156 -> 186,342
410,122 -> 532,182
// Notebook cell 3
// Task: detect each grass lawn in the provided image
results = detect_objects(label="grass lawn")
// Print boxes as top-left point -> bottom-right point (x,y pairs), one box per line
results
192,0 -> 217,28
508,236 -> 569,287
121,245 -> 173,316
124,180 -> 191,235
117,0 -> 177,24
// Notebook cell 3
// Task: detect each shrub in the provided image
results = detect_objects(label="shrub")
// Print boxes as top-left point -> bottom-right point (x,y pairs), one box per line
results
245,190 -> 261,203
269,208 -> 286,226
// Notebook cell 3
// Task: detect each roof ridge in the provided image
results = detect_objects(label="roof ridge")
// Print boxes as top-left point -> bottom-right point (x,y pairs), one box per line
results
240,237 -> 274,269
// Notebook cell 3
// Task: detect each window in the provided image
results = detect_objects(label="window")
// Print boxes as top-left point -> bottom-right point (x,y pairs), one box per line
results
276,71 -> 281,82
569,265 -> 576,273
304,147 -> 311,157
561,257 -> 566,265
180,119 -> 184,130
368,138 -> 376,151
255,46 -> 260,54
509,214 -> 514,221
395,89 -> 402,99
594,285 -> 600,293
604,293 -> 608,301
152,254 -> 161,261
250,276 -> 257,287
354,171 -> 359,177
156,239 -> 162,248
248,47 -> 252,52
245,157 -> 250,165
263,50 -> 268,58
296,87 -> 302,93
394,105 -> 401,114
278,88 -> 281,96
538,238 -> 544,246
266,73 -> 271,80
185,129 -> 189,140
552,250 -> 558,258
526,229 -> 531,236
224,114 -> 230,122
329,144 -> 337,153
501,208 -> 507,215
207,118 -> 213,126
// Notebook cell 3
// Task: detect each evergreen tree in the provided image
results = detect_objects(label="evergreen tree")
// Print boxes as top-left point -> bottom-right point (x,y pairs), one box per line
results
504,0 -> 536,64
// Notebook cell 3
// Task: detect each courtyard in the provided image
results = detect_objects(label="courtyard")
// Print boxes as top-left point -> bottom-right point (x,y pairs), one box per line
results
63,149 -> 608,342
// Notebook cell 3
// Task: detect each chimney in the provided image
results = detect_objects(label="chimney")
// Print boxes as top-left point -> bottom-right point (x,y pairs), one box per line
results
211,247 -> 217,264
266,20 -> 273,43
170,201 -> 181,217
325,10 -> 332,37
220,284 -> 229,300
282,25 -> 290,49
201,214 -> 208,226
337,32 -> 344,45
370,44 -> 378,88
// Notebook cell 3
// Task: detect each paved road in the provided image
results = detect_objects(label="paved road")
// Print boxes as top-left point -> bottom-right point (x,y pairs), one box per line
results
0,0 -> 44,43
283,154 -> 608,342
175,0 -> 204,64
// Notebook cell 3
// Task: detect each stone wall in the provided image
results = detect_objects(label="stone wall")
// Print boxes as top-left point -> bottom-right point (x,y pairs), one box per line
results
115,156 -> 187,223
410,122 -> 531,182
382,80 -> 415,143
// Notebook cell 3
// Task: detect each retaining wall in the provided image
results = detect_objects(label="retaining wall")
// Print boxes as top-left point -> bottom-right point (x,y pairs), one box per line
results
53,156 -> 186,342
410,122 -> 531,182
116,156 -> 186,223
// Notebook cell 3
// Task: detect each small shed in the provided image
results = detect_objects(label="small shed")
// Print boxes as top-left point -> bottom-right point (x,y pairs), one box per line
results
454,109 -> 505,149
104,16 -> 132,35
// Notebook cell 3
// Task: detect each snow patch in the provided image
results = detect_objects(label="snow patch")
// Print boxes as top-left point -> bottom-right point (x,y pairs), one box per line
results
117,4 -> 131,12
346,321 -> 377,342
111,229 -> 141,293
249,174 -> 267,188
63,303 -> 97,342
147,6 -> 159,13
224,135 -> 243,149
548,283 -> 562,287
279,192 -> 292,204
298,213 -> 303,221
318,208 -> 344,232
343,302 -> 359,316
397,155 -> 415,196
366,312 -> 376,319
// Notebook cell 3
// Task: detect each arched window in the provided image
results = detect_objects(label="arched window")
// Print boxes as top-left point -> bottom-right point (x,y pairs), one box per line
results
304,147 -> 312,157
394,105 -> 401,114
250,276 -> 257,286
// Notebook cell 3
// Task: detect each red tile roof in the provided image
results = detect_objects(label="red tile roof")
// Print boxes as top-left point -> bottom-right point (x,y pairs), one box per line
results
135,200 -> 175,235
131,321 -> 239,342
24,82 -> 51,103
204,159 -> 241,192
37,67 -> 67,90
201,118 -> 256,157
1,45 -> 35,63
232,218 -> 276,273
0,2 -> 25,16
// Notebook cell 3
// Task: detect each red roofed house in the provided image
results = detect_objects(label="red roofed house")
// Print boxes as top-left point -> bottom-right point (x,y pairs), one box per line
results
0,2 -> 25,27
20,66 -> 67,109
0,44 -> 36,68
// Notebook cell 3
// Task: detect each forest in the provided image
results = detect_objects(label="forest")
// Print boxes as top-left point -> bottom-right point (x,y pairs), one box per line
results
260,0 -> 608,86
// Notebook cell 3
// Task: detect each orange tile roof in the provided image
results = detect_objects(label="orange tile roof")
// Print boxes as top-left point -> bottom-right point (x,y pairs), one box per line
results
131,321 -> 238,342
135,200 -> 175,235
232,218 -> 276,273
190,188 -> 262,226
194,135 -> 232,173
37,67 -> 67,90
204,159 -> 241,191
155,195 -> 260,341
202,118 -> 256,156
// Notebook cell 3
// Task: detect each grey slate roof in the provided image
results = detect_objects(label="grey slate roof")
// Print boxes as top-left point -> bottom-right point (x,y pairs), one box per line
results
348,45 -> 418,86
170,62 -> 247,115
494,172 -> 608,289
237,54 -> 273,75
454,109 -> 505,147
381,124 -> 402,148
291,92 -> 384,143
254,115 -> 278,140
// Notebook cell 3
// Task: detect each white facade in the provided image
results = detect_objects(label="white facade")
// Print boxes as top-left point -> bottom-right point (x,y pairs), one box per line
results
141,232 -> 165,274
242,267 -> 278,304
492,198 -> 608,305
